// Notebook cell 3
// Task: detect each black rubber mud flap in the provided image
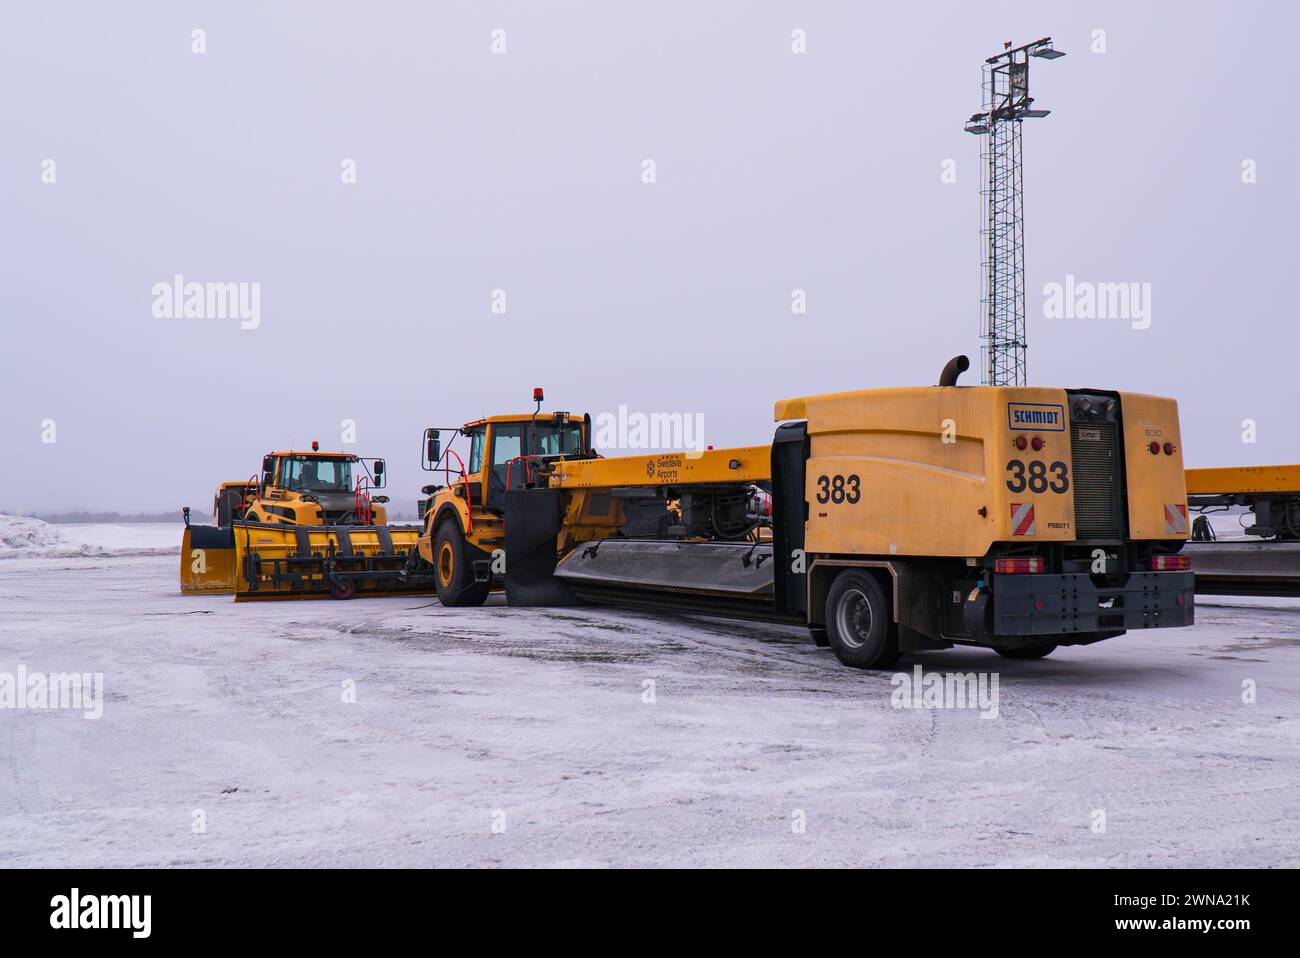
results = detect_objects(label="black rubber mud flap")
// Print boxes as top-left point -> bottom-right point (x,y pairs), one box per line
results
503,489 -> 581,607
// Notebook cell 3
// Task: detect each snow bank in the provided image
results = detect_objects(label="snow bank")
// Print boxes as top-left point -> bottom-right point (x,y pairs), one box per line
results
0,515 -> 178,560
0,514 -> 68,554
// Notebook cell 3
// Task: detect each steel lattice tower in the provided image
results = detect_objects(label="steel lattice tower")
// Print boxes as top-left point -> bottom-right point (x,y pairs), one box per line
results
964,38 -> 1065,386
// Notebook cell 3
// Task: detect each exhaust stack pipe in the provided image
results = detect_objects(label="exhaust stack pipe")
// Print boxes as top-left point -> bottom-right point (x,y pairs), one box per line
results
938,355 -> 970,387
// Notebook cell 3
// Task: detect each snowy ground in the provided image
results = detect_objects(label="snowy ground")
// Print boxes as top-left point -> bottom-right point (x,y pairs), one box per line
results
0,520 -> 1296,868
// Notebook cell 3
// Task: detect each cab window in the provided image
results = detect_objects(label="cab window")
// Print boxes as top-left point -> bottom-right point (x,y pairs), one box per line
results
488,424 -> 526,504
492,424 -> 525,467
531,423 -> 584,456
466,427 -> 486,475
283,456 -> 353,492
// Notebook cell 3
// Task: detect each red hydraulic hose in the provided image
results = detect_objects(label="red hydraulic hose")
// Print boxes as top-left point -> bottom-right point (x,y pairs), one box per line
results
441,449 -> 473,535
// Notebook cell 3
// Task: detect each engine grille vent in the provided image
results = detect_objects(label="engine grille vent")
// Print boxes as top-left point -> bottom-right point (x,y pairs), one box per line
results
1070,420 -> 1123,539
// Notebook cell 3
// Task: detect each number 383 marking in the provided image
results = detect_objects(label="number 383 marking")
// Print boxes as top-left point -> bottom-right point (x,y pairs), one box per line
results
1005,459 -> 1069,494
815,474 -> 861,504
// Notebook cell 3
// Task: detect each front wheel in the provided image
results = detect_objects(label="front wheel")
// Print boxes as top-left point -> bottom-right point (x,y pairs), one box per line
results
824,570 -> 899,669
434,522 -> 490,607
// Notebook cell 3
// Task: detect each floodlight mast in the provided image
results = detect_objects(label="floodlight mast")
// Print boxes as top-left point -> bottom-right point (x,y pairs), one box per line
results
964,37 -> 1064,386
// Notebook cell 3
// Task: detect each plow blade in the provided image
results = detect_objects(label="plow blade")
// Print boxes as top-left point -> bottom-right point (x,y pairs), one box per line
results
180,525 -> 239,594
1185,540 -> 1300,597
232,521 -> 434,600
554,538 -> 791,622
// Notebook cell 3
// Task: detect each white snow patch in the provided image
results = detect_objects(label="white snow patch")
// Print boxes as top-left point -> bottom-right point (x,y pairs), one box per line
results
0,527 -> 1295,867
0,515 -> 65,553
0,515 -> 178,560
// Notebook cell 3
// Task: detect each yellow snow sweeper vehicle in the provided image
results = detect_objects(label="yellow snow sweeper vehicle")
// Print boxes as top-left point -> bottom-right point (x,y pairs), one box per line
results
180,444 -> 432,600
415,360 -> 1194,669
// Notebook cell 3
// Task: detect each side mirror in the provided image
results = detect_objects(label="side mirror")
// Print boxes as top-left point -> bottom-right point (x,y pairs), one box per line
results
426,430 -> 441,465
262,455 -> 274,474
372,459 -> 386,488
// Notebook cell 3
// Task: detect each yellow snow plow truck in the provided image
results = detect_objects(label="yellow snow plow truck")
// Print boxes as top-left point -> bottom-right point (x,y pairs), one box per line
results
180,445 -> 432,600
416,359 -> 1194,669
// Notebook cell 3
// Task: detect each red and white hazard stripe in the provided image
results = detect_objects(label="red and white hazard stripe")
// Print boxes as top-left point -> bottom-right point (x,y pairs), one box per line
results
1164,503 -> 1189,535
1010,502 -> 1036,536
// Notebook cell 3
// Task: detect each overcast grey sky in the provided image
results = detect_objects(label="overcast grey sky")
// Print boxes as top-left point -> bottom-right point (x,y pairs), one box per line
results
2,1 -> 1296,513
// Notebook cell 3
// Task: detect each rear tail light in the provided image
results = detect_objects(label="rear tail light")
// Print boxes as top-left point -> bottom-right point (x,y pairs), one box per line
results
1151,555 -> 1191,571
1148,441 -> 1161,455
995,557 -> 1044,574
1163,442 -> 1175,455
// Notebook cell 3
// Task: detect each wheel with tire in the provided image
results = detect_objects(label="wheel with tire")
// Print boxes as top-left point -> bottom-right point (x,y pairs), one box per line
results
995,642 -> 1057,659
329,577 -> 356,600
434,521 -> 490,607
824,570 -> 899,669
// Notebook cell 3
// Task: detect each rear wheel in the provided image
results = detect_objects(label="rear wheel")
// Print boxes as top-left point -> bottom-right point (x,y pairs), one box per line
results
824,570 -> 899,669
996,642 -> 1057,659
434,521 -> 490,607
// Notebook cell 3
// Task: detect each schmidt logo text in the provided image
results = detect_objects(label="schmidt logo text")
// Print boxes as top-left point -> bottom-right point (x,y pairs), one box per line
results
1007,402 -> 1066,432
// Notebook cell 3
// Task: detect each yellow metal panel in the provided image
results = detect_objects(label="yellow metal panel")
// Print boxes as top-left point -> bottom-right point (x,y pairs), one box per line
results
179,526 -> 237,594
1120,393 -> 1188,540
238,525 -> 421,556
525,382 -> 1187,564
1186,464 -> 1300,495
773,397 -> 806,421
801,385 -> 1077,557
552,446 -> 771,488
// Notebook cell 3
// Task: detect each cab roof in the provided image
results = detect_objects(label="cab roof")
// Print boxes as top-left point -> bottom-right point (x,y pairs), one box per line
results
267,450 -> 357,459
461,412 -> 583,429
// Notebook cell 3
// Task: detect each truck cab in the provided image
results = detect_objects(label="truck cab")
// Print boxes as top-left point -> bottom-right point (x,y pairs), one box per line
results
417,397 -> 594,604
242,449 -> 390,526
